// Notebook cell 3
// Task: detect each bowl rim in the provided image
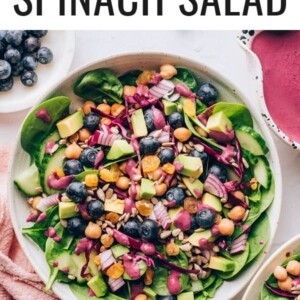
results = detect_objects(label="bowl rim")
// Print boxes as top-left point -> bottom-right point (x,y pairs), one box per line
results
237,30 -> 300,151
242,234 -> 300,300
7,51 -> 283,300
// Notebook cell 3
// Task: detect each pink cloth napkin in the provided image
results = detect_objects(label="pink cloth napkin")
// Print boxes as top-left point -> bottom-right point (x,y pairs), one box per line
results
0,146 -> 57,300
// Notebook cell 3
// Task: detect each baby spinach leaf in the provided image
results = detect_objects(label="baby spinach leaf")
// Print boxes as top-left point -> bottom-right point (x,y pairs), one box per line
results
172,67 -> 198,92
260,285 -> 287,300
150,266 -> 170,296
22,205 -> 59,251
212,102 -> 253,128
21,96 -> 71,161
74,69 -> 123,104
196,99 -> 208,114
202,276 -> 223,298
118,69 -> 142,86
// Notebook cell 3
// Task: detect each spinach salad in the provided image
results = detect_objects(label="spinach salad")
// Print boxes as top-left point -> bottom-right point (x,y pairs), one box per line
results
15,64 -> 275,300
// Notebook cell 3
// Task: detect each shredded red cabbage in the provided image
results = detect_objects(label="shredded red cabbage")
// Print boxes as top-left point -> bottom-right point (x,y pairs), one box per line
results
265,282 -> 296,298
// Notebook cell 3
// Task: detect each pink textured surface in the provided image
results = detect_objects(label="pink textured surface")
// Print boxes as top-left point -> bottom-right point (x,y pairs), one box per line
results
0,146 -> 57,300
252,31 -> 300,143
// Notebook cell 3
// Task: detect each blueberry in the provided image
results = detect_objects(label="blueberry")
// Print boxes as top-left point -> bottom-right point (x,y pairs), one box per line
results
80,148 -> 99,168
4,48 -> 21,65
5,31 -> 23,47
157,296 -> 176,300
166,187 -> 185,207
123,219 -> 140,238
0,41 -> 7,55
167,112 -> 184,129
22,31 -> 29,40
84,112 -> 100,132
138,219 -> 159,242
66,182 -> 88,203
37,47 -> 53,64
186,215 -> 198,235
0,31 -> 6,41
158,148 -> 175,165
22,55 -> 38,71
208,164 -> 227,183
24,37 -> 41,53
139,136 -> 160,155
143,109 -> 155,132
28,30 -> 48,38
20,71 -> 38,87
87,200 -> 104,218
196,209 -> 215,229
63,159 -> 84,176
190,150 -> 208,166
11,62 -> 24,77
67,217 -> 87,236
0,77 -> 13,92
0,60 -> 11,80
197,83 -> 219,106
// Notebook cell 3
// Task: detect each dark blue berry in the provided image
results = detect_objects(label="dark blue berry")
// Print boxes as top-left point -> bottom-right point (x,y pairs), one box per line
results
143,109 -> 155,132
138,219 -> 159,242
67,217 -> 87,236
79,148 -> 98,168
63,159 -> 84,176
5,31 -> 23,47
0,41 -> 7,55
186,215 -> 198,235
0,31 -> 6,41
4,48 -> 21,65
0,77 -> 13,92
166,187 -> 185,207
37,47 -> 53,64
83,112 -> 100,132
168,112 -> 184,129
208,164 -> 227,183
197,83 -> 218,106
28,30 -> 48,38
21,71 -> 38,87
22,56 -> 38,71
196,209 -> 215,229
139,136 -> 160,155
24,37 -> 41,53
66,182 -> 88,203
190,150 -> 208,166
0,60 -> 11,80
158,148 -> 175,165
87,200 -> 104,218
123,219 -> 140,238
11,62 -> 24,77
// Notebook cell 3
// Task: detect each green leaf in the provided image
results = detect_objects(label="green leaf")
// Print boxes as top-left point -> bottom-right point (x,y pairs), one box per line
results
21,96 -> 71,161
22,206 -> 59,251
150,266 -> 170,296
74,170 -> 99,182
202,276 -> 223,298
118,69 -> 142,86
172,67 -> 198,92
74,69 -> 123,104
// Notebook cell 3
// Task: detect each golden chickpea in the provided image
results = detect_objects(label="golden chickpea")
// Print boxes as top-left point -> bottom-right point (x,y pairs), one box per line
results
32,196 -> 42,210
278,276 -> 292,292
286,260 -> 300,276
231,191 -> 245,201
134,294 -> 147,300
274,266 -> 288,281
97,103 -> 111,115
85,222 -> 102,239
111,104 -> 125,117
116,177 -> 130,190
119,162 -> 127,174
155,183 -> 168,196
101,117 -> 112,126
78,128 -> 91,142
151,168 -> 162,181
65,142 -> 83,159
160,64 -> 177,80
218,219 -> 235,236
83,101 -> 96,115
227,206 -> 246,221
101,234 -> 114,248
135,185 -> 141,200
195,126 -> 208,138
123,85 -> 136,98
174,127 -> 192,142
166,242 -> 180,256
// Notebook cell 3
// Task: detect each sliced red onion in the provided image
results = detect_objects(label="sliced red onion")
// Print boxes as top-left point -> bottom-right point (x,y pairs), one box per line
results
108,277 -> 126,292
230,233 -> 248,254
36,194 -> 60,212
154,202 -> 172,230
36,212 -> 47,222
149,130 -> 170,143
204,174 -> 228,200
265,282 -> 296,298
149,210 -> 157,221
149,80 -> 174,99
45,140 -> 56,155
99,250 -> 116,270
88,130 -> 122,147
164,93 -> 180,102
93,150 -> 104,168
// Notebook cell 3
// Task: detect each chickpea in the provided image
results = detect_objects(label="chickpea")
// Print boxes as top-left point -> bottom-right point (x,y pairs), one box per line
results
231,191 -> 245,202
101,234 -> 114,248
166,242 -> 180,256
160,64 -> 177,80
150,168 -> 162,181
116,177 -> 130,190
227,206 -> 246,221
278,276 -> 292,292
195,126 -> 208,138
78,128 -> 91,142
286,260 -> 300,276
174,127 -> 192,142
85,222 -> 102,239
134,294 -> 147,300
119,162 -> 127,174
123,85 -> 137,98
101,117 -> 112,126
105,212 -> 120,225
31,196 -> 42,210
218,218 -> 235,236
274,266 -> 288,281
111,104 -> 125,117
83,101 -> 96,115
65,142 -> 83,159
135,184 -> 141,200
155,183 -> 168,196
97,103 -> 111,115
144,268 -> 154,286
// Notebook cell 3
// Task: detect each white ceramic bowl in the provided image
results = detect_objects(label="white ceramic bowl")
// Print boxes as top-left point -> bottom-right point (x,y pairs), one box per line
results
243,234 -> 300,300
237,30 -> 300,151
8,52 -> 282,300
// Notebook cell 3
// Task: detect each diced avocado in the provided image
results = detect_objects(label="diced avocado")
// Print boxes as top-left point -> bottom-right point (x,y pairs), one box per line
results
162,100 -> 177,115
202,193 -> 222,212
208,256 -> 235,272
123,260 -> 147,280
131,109 -> 148,137
177,291 -> 194,300
111,244 -> 129,259
207,111 -> 232,134
182,176 -> 203,198
106,140 -> 135,160
188,230 -> 216,246
175,155 -> 203,178
140,178 -> 155,199
144,286 -> 157,300
87,274 -> 108,297
88,251 -> 100,277
104,199 -> 125,214
168,207 -> 184,222
59,202 -> 79,219
56,110 -> 83,138
190,279 -> 204,292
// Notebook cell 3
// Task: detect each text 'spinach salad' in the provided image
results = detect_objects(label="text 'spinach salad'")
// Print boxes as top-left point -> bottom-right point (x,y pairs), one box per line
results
15,65 -> 275,300
261,256 -> 300,299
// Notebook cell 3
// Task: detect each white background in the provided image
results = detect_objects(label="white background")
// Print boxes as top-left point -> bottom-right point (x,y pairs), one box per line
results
0,30 -> 299,298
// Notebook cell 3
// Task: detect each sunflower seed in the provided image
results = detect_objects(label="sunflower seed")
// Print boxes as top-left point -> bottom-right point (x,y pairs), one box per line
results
102,184 -> 110,192
182,238 -> 189,244
177,142 -> 183,153
195,228 -> 205,233
69,133 -> 79,143
232,162 -> 239,168
177,104 -> 183,113
213,246 -> 220,253
160,230 -> 172,239
102,223 -> 108,229
178,232 -> 184,241
111,127 -> 119,134
106,188 -> 113,199
96,220 -> 102,226
106,227 -> 114,236
105,220 -> 114,228
60,219 -> 68,228
242,210 -> 250,222
185,144 -> 192,150
194,144 -> 204,152
152,129 -> 162,139
180,243 -> 192,252
189,273 -> 198,281
194,264 -> 202,271
59,139 -> 67,145
200,256 -> 208,264
87,189 -> 94,196
188,264 -> 193,270
162,142 -> 175,147
242,158 -> 249,169
133,174 -> 142,182
189,257 -> 197,263
111,194 -> 117,200
116,223 -> 122,230
131,207 -> 138,217
137,215 -> 143,223
86,196 -> 93,202
224,203 -> 233,209
220,197 -> 227,203
158,175 -> 166,184
185,251 -> 192,257
172,228 -> 181,237
124,213 -> 130,223
177,183 -> 187,189
35,186 -> 43,193
151,198 -> 159,205
185,190 -> 192,196
97,189 -> 105,201
68,274 -> 76,280
189,141 -> 195,147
